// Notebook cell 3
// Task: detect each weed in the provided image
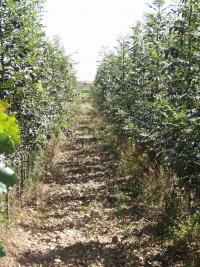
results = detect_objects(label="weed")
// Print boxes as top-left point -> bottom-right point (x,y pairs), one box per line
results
170,212 -> 200,266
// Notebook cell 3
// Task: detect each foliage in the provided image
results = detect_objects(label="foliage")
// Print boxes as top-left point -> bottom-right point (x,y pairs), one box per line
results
95,0 -> 200,208
95,2 -> 200,263
170,212 -> 200,266
0,99 -> 20,255
172,212 -> 200,248
0,101 -> 20,155
0,100 -> 20,193
0,0 -> 77,257
0,0 -> 76,163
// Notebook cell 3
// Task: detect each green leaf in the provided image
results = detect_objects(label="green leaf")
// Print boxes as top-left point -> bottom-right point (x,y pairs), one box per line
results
0,113 -> 8,121
0,101 -> 10,113
0,112 -> 21,155
0,134 -> 15,155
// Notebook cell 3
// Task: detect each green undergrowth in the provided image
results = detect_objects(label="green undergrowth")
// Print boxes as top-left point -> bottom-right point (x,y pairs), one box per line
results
80,85 -> 92,99
92,108 -> 200,266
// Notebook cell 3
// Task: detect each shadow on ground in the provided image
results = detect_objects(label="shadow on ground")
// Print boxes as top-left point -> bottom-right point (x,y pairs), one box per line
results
18,241 -> 138,267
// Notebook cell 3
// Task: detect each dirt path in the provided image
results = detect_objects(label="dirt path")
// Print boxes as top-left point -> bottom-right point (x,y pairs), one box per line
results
2,100 -> 133,267
1,96 -> 171,267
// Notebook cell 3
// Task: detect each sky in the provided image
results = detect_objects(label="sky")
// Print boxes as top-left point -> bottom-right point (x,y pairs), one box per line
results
42,0 -> 149,81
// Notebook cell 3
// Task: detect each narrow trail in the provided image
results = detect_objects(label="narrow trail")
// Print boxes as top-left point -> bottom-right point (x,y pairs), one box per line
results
2,96 -> 168,267
4,100 -> 131,266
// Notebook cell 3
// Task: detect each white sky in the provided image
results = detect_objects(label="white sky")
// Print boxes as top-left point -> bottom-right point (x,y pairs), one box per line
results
42,0 -> 149,81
